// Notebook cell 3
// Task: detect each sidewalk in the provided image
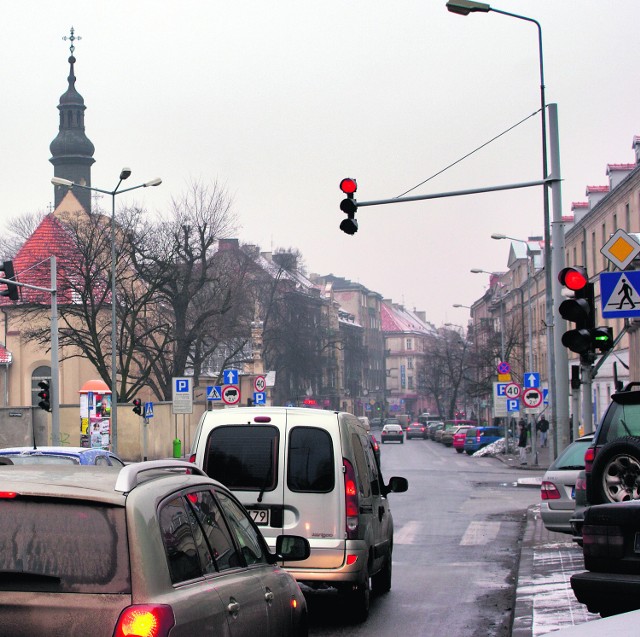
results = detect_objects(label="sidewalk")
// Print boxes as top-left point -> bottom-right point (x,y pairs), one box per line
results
494,439 -> 555,471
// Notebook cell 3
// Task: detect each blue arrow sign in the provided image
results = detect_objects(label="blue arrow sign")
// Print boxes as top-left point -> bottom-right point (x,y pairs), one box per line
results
524,372 -> 540,388
223,369 -> 239,385
207,386 -> 222,401
144,402 -> 154,418
600,271 -> 640,318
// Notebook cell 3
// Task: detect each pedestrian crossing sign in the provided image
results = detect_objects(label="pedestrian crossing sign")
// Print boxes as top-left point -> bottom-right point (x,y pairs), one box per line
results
600,271 -> 640,318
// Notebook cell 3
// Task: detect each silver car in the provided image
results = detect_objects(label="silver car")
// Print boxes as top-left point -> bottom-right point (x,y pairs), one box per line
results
0,460 -> 310,636
540,434 -> 594,534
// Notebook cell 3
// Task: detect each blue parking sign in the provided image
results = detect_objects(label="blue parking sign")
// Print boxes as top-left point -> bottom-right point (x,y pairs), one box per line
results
253,391 -> 266,405
507,398 -> 520,412
175,378 -> 190,393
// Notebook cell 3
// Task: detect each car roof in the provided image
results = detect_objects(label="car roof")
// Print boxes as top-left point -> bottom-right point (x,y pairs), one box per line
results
0,460 -> 222,506
0,446 -> 115,456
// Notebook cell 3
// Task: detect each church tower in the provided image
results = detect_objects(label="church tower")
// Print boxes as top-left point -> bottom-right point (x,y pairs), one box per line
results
50,28 -> 95,213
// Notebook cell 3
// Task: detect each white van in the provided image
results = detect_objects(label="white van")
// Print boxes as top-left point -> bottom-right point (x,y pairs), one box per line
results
190,406 -> 408,622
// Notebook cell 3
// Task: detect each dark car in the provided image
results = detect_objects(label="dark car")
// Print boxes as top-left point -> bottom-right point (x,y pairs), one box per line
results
584,382 -> 640,505
440,425 -> 473,447
370,433 -> 381,463
427,422 -> 445,440
0,446 -> 125,466
571,500 -> 640,617
463,426 -> 504,455
406,422 -> 428,440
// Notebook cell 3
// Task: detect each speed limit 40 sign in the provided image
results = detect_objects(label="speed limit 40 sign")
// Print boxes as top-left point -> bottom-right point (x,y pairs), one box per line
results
504,383 -> 521,399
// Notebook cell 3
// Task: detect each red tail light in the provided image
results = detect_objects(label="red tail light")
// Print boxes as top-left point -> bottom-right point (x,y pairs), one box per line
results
114,604 -> 175,637
584,447 -> 596,473
540,481 -> 561,500
343,458 -> 359,540
0,491 -> 18,499
188,453 -> 196,463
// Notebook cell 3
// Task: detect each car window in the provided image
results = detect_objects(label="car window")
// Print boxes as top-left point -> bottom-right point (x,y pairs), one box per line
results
95,455 -> 110,466
288,426 -> 335,493
185,490 -> 241,572
351,434 -> 371,498
466,428 -> 477,437
549,439 -> 592,470
0,454 -> 79,465
601,402 -> 640,443
0,498 -> 130,593
159,496 -> 203,584
215,490 -> 268,567
204,425 -> 278,491
109,455 -> 126,468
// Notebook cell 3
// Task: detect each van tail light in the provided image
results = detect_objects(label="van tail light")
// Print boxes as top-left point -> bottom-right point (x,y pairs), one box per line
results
188,453 -> 196,463
584,447 -> 596,474
343,458 -> 359,540
540,481 -> 561,500
114,604 -> 175,637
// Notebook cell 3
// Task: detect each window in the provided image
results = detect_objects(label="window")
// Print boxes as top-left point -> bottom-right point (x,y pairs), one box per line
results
626,202 -> 631,230
205,426 -> 278,491
407,356 -> 414,370
406,338 -> 413,350
351,433 -> 371,498
288,427 -> 334,492
159,497 -> 202,584
215,490 -> 268,566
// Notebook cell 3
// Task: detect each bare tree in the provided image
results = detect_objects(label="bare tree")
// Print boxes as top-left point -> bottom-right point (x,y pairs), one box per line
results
0,211 -> 48,259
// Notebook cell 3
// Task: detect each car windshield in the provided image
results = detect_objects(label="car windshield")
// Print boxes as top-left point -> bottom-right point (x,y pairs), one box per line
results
549,438 -> 593,470
0,454 -> 80,465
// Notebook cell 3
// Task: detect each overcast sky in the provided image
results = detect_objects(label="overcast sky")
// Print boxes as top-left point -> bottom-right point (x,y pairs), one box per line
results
1,1 -> 638,327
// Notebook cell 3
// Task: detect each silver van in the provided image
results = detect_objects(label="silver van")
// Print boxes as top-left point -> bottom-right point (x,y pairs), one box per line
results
190,406 -> 408,622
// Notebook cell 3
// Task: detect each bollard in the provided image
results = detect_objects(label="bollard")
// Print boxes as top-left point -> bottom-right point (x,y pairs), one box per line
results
172,438 -> 182,458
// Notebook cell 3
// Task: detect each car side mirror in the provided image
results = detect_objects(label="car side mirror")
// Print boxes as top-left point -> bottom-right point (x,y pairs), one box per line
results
274,535 -> 310,561
385,476 -> 408,495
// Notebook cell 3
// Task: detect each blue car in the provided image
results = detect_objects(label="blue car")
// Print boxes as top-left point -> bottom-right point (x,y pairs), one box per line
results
463,426 -> 505,455
0,446 -> 125,466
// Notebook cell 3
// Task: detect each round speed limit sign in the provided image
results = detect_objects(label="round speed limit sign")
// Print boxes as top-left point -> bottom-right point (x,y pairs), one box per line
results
254,375 -> 266,392
504,383 -> 521,399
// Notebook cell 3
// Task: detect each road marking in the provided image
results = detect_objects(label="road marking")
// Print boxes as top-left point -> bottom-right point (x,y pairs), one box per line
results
394,521 -> 420,544
460,521 -> 501,545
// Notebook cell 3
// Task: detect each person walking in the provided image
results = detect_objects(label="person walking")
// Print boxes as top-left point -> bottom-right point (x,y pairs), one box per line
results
518,421 -> 528,465
537,416 -> 549,448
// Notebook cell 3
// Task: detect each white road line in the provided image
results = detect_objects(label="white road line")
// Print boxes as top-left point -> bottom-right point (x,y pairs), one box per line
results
394,520 -> 420,544
460,521 -> 501,545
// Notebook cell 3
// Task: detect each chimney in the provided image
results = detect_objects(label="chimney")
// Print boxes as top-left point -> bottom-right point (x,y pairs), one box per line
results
633,135 -> 640,164
571,202 -> 589,224
415,310 -> 427,322
607,163 -> 635,190
585,185 -> 609,210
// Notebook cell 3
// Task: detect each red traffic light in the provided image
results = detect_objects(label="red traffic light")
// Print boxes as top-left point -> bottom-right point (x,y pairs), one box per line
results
558,266 -> 589,292
340,178 -> 357,195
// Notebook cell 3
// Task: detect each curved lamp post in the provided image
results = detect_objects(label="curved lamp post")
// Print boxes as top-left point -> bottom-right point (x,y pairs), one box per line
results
52,171 -> 161,453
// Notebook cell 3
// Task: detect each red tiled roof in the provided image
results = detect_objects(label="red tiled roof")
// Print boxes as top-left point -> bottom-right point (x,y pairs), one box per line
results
607,163 -> 635,172
0,344 -> 11,364
0,214 -> 83,306
585,185 -> 609,194
381,302 -> 432,334
571,201 -> 588,209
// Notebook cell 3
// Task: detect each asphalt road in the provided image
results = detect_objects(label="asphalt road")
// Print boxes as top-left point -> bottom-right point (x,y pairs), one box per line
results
306,434 -> 541,636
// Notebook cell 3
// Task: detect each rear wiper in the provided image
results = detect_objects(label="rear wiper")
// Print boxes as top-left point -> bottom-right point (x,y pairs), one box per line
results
0,571 -> 61,584
620,417 -> 633,437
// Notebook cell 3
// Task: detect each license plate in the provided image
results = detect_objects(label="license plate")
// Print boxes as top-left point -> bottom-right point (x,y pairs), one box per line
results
247,508 -> 269,526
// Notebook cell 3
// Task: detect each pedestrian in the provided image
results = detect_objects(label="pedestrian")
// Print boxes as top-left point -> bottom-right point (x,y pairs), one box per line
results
518,421 -> 528,465
537,416 -> 549,447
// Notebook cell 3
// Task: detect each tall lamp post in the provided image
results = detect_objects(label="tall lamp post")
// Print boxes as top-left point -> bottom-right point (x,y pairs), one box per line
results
446,1 -> 565,458
52,170 -> 161,453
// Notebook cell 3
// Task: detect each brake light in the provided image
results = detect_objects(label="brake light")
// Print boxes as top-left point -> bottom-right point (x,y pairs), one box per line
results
584,447 -> 596,473
343,458 -> 359,540
582,524 -> 624,559
188,453 -> 196,463
540,481 -> 561,500
0,492 -> 18,499
114,605 -> 175,637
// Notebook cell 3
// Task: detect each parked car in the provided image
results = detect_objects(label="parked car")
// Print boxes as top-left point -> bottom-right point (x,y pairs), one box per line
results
584,382 -> 640,505
0,460 -> 311,636
452,427 -> 472,453
571,499 -> 640,617
437,421 -> 476,445
0,446 -> 125,466
463,426 -> 504,455
189,406 -> 408,623
540,434 -> 594,534
381,424 -> 405,444
443,425 -> 473,449
427,422 -> 445,440
370,433 -> 381,464
405,422 -> 428,440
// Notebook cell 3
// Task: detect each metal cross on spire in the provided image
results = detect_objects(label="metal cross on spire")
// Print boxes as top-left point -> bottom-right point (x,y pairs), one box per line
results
62,26 -> 81,55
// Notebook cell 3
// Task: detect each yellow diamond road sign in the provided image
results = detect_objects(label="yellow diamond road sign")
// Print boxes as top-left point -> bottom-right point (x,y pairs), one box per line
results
601,229 -> 640,270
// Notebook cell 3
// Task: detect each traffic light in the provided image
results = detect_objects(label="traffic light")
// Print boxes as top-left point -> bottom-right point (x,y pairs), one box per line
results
339,178 -> 358,235
132,398 -> 142,416
0,261 -> 19,301
592,326 -> 614,351
558,266 -> 595,354
37,380 -> 51,412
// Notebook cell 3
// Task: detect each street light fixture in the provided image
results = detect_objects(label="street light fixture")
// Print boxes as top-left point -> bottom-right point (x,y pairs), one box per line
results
51,171 -> 162,453
447,1 -> 565,458
453,303 -> 471,309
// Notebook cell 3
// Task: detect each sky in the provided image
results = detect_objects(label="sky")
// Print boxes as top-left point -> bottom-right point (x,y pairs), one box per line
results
1,1 -> 639,327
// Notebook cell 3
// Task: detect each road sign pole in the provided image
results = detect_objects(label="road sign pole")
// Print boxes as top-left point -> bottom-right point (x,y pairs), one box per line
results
581,362 -> 593,434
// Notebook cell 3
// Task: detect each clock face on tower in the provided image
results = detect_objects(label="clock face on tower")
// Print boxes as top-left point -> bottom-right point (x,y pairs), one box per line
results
79,178 -> 87,186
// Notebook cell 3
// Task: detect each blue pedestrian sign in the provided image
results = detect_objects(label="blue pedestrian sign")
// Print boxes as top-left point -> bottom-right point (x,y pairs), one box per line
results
144,402 -> 154,418
253,391 -> 266,405
507,398 -> 520,412
600,271 -> 640,318
207,385 -> 222,401
524,372 -> 540,388
223,369 -> 239,385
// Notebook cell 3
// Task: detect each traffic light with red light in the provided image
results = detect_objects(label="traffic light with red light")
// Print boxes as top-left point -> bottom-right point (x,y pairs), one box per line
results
339,178 -> 358,235
132,398 -> 142,416
37,380 -> 51,412
0,261 -> 19,301
558,266 -> 594,354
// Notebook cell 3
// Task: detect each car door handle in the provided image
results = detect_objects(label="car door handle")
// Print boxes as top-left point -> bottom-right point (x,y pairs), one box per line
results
378,506 -> 385,521
265,588 -> 274,603
227,600 -> 241,616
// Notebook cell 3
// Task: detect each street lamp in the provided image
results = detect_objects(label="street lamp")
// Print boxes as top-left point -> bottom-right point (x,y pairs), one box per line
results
51,171 -> 161,453
447,0 -> 564,457
453,303 -> 471,309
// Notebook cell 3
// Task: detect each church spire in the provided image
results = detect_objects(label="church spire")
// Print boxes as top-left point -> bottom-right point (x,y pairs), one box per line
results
50,27 -> 95,213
